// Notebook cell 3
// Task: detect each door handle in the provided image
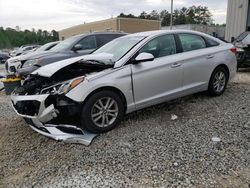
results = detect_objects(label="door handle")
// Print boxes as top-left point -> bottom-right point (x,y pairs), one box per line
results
206,54 -> 214,59
171,62 -> 182,68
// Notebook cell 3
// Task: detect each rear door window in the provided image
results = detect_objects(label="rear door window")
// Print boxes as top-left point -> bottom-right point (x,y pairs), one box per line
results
205,38 -> 220,47
179,34 -> 206,52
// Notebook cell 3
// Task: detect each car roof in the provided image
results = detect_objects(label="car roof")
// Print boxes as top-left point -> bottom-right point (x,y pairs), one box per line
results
72,32 -> 127,38
122,29 -> 224,44
47,41 -> 59,45
127,29 -> 212,37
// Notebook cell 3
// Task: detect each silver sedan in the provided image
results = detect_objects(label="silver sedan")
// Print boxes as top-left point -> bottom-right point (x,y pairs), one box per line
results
11,30 -> 237,143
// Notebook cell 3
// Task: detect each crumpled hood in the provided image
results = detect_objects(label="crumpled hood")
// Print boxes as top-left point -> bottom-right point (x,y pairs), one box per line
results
32,53 -> 114,77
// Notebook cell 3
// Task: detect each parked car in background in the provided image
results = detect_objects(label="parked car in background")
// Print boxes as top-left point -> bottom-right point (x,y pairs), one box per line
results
6,32 -> 126,76
0,51 -> 10,64
233,31 -> 250,69
5,42 -> 59,72
10,45 -> 40,57
9,47 -> 19,57
11,30 -> 237,144
34,41 -> 59,52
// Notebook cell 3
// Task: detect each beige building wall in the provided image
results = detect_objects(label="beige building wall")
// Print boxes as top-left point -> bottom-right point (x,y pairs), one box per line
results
225,0 -> 249,42
59,18 -> 118,40
58,17 -> 161,40
118,17 -> 161,33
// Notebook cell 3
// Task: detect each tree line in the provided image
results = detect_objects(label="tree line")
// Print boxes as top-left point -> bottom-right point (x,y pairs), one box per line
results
119,5 -> 215,26
0,27 -> 59,49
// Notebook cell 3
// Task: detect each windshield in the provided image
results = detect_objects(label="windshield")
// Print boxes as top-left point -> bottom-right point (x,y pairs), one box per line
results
36,42 -> 57,52
235,32 -> 250,42
93,36 -> 145,62
51,36 -> 80,51
23,47 -> 33,51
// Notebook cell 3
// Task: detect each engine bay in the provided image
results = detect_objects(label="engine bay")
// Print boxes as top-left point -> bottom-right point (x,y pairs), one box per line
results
14,60 -> 113,95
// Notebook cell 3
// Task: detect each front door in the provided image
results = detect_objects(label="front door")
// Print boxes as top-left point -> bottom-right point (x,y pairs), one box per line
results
131,34 -> 184,109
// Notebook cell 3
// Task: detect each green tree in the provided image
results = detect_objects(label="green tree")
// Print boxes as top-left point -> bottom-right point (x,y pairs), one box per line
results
139,11 -> 148,19
0,26 -> 59,49
186,6 -> 213,25
118,5 -> 213,26
118,13 -> 136,18
160,10 -> 171,26
149,10 -> 160,20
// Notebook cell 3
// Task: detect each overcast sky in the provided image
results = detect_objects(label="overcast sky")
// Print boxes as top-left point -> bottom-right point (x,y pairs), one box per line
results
0,0 -> 227,31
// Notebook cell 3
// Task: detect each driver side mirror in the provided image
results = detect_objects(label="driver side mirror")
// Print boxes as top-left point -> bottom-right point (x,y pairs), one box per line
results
72,44 -> 82,52
133,53 -> 154,64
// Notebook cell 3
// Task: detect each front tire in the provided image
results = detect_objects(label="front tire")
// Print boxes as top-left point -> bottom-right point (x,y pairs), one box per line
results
80,90 -> 125,133
208,67 -> 229,96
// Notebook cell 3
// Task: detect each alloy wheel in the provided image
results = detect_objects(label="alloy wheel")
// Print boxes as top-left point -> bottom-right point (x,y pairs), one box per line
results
213,71 -> 226,93
91,97 -> 119,128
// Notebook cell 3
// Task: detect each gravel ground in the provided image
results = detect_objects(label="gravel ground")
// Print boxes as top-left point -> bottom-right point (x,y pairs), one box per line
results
0,69 -> 250,187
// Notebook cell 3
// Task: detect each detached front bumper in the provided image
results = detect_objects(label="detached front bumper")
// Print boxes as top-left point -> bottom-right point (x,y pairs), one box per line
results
11,94 -> 96,146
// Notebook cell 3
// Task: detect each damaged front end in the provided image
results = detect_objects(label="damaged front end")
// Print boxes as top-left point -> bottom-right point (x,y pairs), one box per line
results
236,47 -> 250,68
234,41 -> 250,68
11,59 -> 113,145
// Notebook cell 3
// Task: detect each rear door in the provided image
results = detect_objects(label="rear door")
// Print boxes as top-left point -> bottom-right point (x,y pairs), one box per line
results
177,33 -> 218,93
131,34 -> 184,109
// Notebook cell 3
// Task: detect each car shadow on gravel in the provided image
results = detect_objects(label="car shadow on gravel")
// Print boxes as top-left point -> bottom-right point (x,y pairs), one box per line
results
123,91 -> 209,124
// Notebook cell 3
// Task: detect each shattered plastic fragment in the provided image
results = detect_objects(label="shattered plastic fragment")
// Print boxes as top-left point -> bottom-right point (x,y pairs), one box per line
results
171,114 -> 178,120
212,137 -> 221,143
212,137 -> 222,150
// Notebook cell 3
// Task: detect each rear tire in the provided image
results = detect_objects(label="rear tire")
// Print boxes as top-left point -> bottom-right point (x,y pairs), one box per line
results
208,67 -> 229,96
80,90 -> 125,133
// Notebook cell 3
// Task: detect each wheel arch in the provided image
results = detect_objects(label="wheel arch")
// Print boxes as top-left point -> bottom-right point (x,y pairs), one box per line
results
82,86 -> 128,113
207,64 -> 230,96
213,64 -> 230,78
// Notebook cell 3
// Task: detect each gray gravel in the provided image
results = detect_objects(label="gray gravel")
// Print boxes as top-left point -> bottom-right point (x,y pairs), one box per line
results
0,70 -> 250,187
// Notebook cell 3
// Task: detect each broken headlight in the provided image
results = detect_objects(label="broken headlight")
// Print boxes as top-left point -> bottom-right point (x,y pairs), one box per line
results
22,59 -> 41,68
41,77 -> 85,95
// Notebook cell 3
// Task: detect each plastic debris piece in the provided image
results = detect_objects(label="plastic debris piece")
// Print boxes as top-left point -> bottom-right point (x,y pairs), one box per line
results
171,114 -> 178,120
212,137 -> 221,143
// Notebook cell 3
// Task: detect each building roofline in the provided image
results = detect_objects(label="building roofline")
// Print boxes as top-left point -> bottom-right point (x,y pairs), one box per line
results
58,17 -> 161,32
58,18 -> 117,32
117,17 -> 160,23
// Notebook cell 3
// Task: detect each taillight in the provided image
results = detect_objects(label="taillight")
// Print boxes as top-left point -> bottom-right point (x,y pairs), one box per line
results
230,47 -> 237,54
